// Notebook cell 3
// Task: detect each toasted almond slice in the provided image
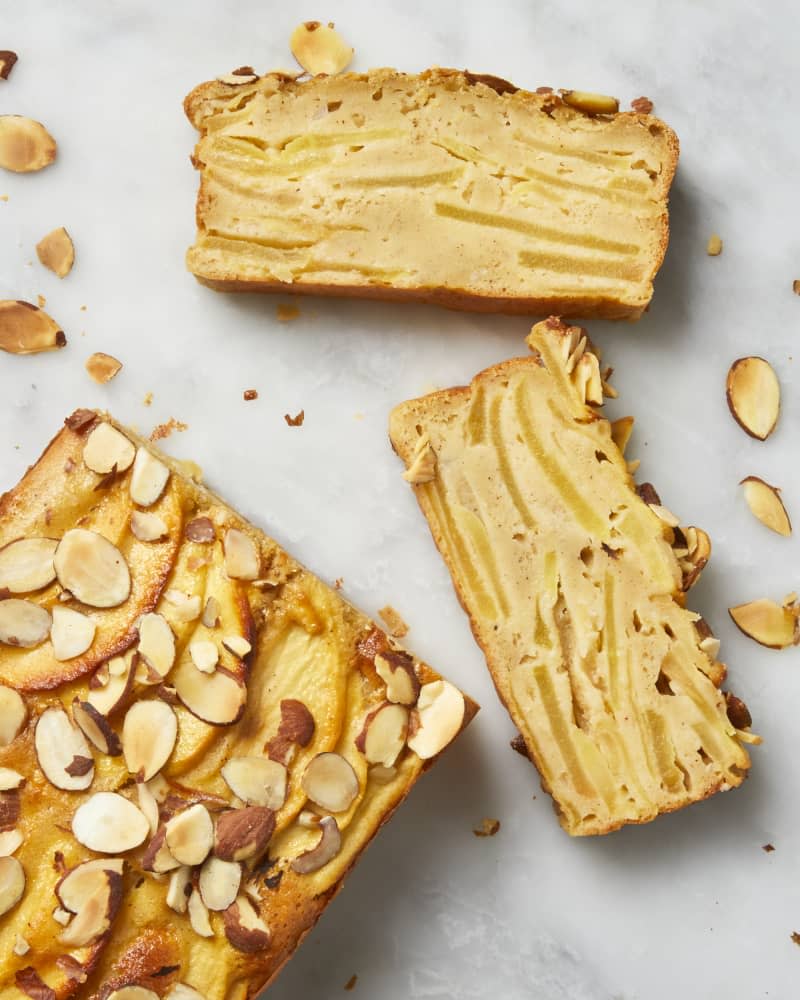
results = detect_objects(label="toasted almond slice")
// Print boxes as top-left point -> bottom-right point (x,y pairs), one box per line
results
0,829 -> 23,856
35,706 -> 94,790
130,510 -> 168,542
0,537 -> 58,593
407,680 -> 465,759
166,984 -> 206,1000
222,895 -> 270,952
297,809 -> 320,828
72,698 -> 121,756
54,528 -> 131,608
199,856 -> 242,911
165,803 -> 214,866
188,887 -> 214,938
85,351 -> 122,384
202,595 -> 220,628
141,827 -> 181,873
0,51 -> 18,80
166,865 -> 191,913
221,634 -> 251,658
741,476 -> 791,536
726,357 -> 780,440
174,665 -> 246,726
0,299 -> 65,354
0,768 -> 23,791
223,529 -> 260,581
561,89 -> 619,114
13,934 -> 29,956
86,651 -> 135,716
221,756 -> 287,809
107,990 -> 159,1000
214,806 -> 275,863
138,612 -> 175,678
699,634 -> 722,660
301,753 -> 359,813
0,856 -> 25,916
189,639 -> 218,674
164,589 -> 202,622
51,606 -> 96,660
137,779 -> 160,835
0,598 -> 51,647
729,598 -> 800,649
82,422 -> 136,475
72,792 -> 149,853
290,21 -> 353,76
290,815 -> 341,875
130,446 -> 169,507
122,700 -> 177,780
58,867 -> 122,947
186,517 -> 216,543
53,905 -> 71,925
374,651 -> 420,705
0,686 -> 26,746
402,433 -> 437,484
56,857 -> 124,912
36,226 -> 74,277
356,703 -> 408,767
0,115 -> 56,171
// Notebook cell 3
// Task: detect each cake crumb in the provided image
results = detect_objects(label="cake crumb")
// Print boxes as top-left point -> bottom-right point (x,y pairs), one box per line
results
150,418 -> 188,442
631,96 -> 654,114
276,303 -> 301,322
243,389 -> 258,401
143,392 -> 153,407
284,409 -> 305,427
344,974 -> 358,991
80,304 -> 87,311
706,234 -> 723,256
762,843 -> 775,853
793,280 -> 800,295
334,577 -> 344,590
0,194 -> 7,202
792,932 -> 800,947
473,817 -> 501,838
37,294 -> 46,309
378,605 -> 408,638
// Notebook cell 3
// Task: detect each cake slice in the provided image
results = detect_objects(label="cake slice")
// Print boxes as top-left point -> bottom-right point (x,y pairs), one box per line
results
389,319 -> 754,836
184,68 -> 678,320
0,411 -> 476,999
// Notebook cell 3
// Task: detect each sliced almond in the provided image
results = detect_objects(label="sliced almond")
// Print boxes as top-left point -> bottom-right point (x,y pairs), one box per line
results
54,528 -> 131,608
130,510 -> 168,542
221,634 -> 251,658
290,815 -> 341,875
729,598 -> 800,649
130,446 -> 170,507
58,866 -> 122,947
0,115 -> 56,171
0,768 -> 22,791
222,895 -> 270,952
166,865 -> 191,913
189,639 -> 218,674
374,650 -> 420,706
138,612 -> 176,678
86,651 -> 135,716
0,537 -> 58,593
53,905 -> 71,925
137,779 -> 160,835
188,887 -> 214,938
223,528 -> 260,581
51,606 -> 96,660
36,226 -> 74,277
0,598 -> 51,647
561,90 -> 619,114
402,433 -> 437,484
174,665 -> 246,726
165,803 -> 214,866
221,756 -> 287,810
0,51 -> 18,81
356,703 -> 408,767
301,752 -> 359,813
407,680 -> 465,759
35,706 -> 94,790
122,700 -> 177,780
0,686 -> 26,745
72,792 -> 149,853
56,857 -> 124,911
141,827 -> 181,873
741,476 -> 791,536
199,856 -> 242,911
13,934 -> 29,956
0,855 -> 25,917
186,517 -> 216,543
85,351 -> 122,384
297,809 -> 320,828
166,985 -> 207,1000
0,829 -> 23,856
290,21 -> 353,76
214,806 -> 275,862
107,990 -> 159,1000
726,357 -> 780,440
0,299 -> 65,354
202,596 -> 220,628
164,589 -> 202,622
72,698 -> 121,756
82,422 -> 136,475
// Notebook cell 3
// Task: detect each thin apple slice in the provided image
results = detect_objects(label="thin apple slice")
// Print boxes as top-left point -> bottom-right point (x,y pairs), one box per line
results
54,529 -> 131,608
407,680 -> 465,759
729,598 -> 800,649
82,423 -> 135,475
741,476 -> 791,536
51,606 -> 96,660
0,685 -> 26,745
0,598 -> 50,648
122,700 -> 177,780
0,855 -> 25,916
72,698 -> 122,756
35,706 -> 94,790
726,357 -> 780,440
301,753 -> 359,813
130,447 -> 169,507
0,537 -> 58,593
72,792 -> 149,852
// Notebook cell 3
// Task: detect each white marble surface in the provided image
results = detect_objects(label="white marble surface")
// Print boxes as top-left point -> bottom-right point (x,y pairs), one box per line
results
2,2 -> 799,997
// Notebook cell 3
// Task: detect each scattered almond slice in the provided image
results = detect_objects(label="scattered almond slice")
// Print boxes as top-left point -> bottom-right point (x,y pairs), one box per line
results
164,589 -> 202,622
83,422 -> 136,475
407,680 -> 465,759
186,517 -> 216,543
214,806 -> 275,862
138,612 -> 176,678
54,528 -> 131,607
72,699 -> 121,756
473,817 -> 501,837
222,757 -> 287,810
377,604 -> 408,638
223,528 -> 260,580
0,299 -> 66,354
174,663 -> 246,725
301,752 -> 359,813
188,887 -> 214,938
729,598 -> 800,649
56,858 -> 124,947
86,651 -> 135,716
72,792 -> 149,852
199,856 -> 242,911
0,537 -> 58,593
290,815 -> 341,875
130,446 -> 170,507
0,598 -> 50,648
561,90 -> 619,114
85,352 -> 122,384
0,686 -> 27,745
741,476 -> 791,536
141,827 -> 181,873
137,779 -> 160,835
0,768 -> 23,790
726,356 -> 780,440
0,115 -> 57,172
166,865 -> 191,913
36,227 -> 74,277
222,895 -> 270,952
130,510 -> 168,542
0,855 -> 25,917
35,706 -> 94,790
0,829 -> 23,856
374,650 -> 420,705
221,634 -> 251,658
12,934 -> 29,956
189,639 -> 218,674
51,606 -> 96,660
290,21 -> 353,76
0,51 -> 17,81
706,234 -> 723,256
122,700 -> 177,780
202,595 -> 220,628
165,803 -> 214,866
356,703 -> 408,767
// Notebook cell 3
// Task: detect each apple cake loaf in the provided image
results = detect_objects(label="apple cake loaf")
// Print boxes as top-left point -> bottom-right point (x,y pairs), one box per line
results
184,68 -> 678,319
389,318 -> 755,836
0,410 -> 476,999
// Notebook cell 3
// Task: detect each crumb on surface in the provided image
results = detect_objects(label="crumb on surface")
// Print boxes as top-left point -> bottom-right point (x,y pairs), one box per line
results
378,604 -> 408,638
243,389 -> 258,401
37,294 -> 46,308
0,194 -> 8,202
354,412 -> 364,421
143,392 -> 153,407
149,418 -> 188,442
473,817 -> 501,838
793,280 -> 800,295
334,577 -> 344,590
706,234 -> 723,256
631,96 -> 654,114
80,304 -> 87,311
284,409 -> 305,427
762,843 -> 775,853
792,932 -> 800,947
276,302 -> 301,322
344,974 -> 358,991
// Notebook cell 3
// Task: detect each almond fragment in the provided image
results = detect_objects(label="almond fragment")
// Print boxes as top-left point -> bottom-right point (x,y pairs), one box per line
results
36,227 -> 74,278
290,815 -> 341,874
374,650 -> 420,705
0,768 -> 23,790
0,829 -> 23,856
130,510 -> 168,542
185,517 -> 215,543
706,234 -> 723,256
0,300 -> 65,354
290,21 -> 353,76
12,934 -> 29,956
0,115 -> 56,171
174,664 -> 246,726
201,596 -> 220,628
221,756 -> 287,810
86,652 -> 135,717
729,598 -> 800,649
0,537 -> 58,593
741,476 -> 791,536
199,856 -> 242,911
141,827 -> 180,874
561,90 -> 619,114
188,887 -> 214,938
189,639 -> 218,674
35,706 -> 94,790
130,447 -> 170,507
301,753 -> 359,813
165,803 -> 214,866
72,792 -> 149,852
356,703 -> 408,767
164,589 -> 202,622
0,51 -> 18,81
0,856 -> 25,917
407,680 -> 465,759
137,780 -> 160,834
630,96 -> 654,114
221,634 -> 251,658
223,529 -> 259,580
56,859 -> 124,947
54,529 -> 131,608
107,990 -> 159,1000
0,685 -> 26,745
85,352 -> 122,384
137,612 -> 175,678
0,598 -> 51,647
726,357 -> 780,440
166,865 -> 191,913
122,700 -> 177,780
51,606 -> 96,660
222,895 -> 270,952
83,422 -> 135,475
214,806 -> 275,862
402,433 -> 436,484
378,604 -> 408,638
